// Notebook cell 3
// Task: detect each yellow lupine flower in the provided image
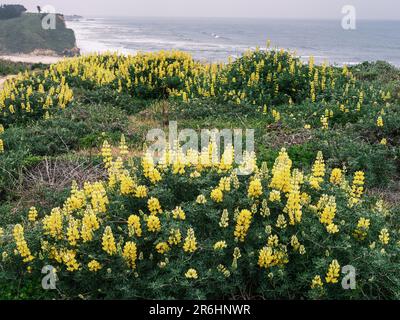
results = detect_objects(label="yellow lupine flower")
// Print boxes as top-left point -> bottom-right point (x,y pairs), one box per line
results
43,208 -> 63,239
196,194 -> 207,204
379,228 -> 390,245
13,224 -> 34,263
172,206 -> 186,220
81,209 -> 99,242
185,268 -> 198,279
127,215 -> 142,237
120,174 -> 135,195
248,178 -> 263,199
101,140 -> 113,167
269,190 -> 281,202
148,197 -> 162,215
155,242 -> 170,254
376,116 -> 384,127
326,223 -> 339,234
147,215 -> 161,233
102,226 -> 117,256
213,241 -> 227,250
325,259 -> 340,284
310,151 -> 325,190
234,209 -> 252,242
168,228 -> 182,246
183,228 -> 197,253
210,188 -> 223,203
270,148 -> 292,193
119,134 -> 129,156
88,260 -> 102,272
122,241 -> 137,269
66,218 -> 80,246
28,207 -> 38,222
135,185 -> 148,198
62,249 -> 80,272
311,275 -> 323,289
330,168 -> 343,185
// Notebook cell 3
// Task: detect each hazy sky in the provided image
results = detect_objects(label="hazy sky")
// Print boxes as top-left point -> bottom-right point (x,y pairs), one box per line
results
2,0 -> 399,19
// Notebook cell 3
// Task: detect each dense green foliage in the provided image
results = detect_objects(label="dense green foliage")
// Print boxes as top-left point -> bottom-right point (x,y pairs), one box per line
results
0,59 -> 46,75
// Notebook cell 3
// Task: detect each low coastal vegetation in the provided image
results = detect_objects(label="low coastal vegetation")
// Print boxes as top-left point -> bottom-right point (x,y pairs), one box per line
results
0,48 -> 399,299
0,59 -> 46,76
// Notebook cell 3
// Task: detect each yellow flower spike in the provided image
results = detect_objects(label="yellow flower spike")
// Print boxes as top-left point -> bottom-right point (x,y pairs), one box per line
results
127,215 -> 142,237
325,259 -> 340,284
185,268 -> 198,279
135,185 -> 148,198
61,249 -> 80,272
28,207 -> 38,222
379,228 -> 390,245
330,168 -> 343,185
270,148 -> 292,193
349,171 -> 365,206
196,194 -> 207,204
148,197 -> 162,215
43,208 -> 63,240
183,228 -> 197,253
101,140 -> 113,167
172,206 -> 186,220
147,215 -> 161,233
214,241 -> 227,250
66,218 -> 80,246
210,188 -> 223,203
311,275 -> 324,289
120,173 -> 135,195
13,224 -> 34,263
248,178 -> 263,199
88,260 -> 102,272
81,209 -> 100,242
376,116 -> 384,127
155,242 -> 170,254
234,209 -> 252,242
122,241 -> 138,269
102,226 -> 117,256
309,151 -> 325,190
168,228 -> 182,246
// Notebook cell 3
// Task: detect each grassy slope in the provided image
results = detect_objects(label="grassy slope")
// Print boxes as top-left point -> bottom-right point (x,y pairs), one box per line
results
0,13 -> 76,54
2,64 -> 400,214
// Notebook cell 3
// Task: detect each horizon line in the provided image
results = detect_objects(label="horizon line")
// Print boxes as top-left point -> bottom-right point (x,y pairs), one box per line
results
25,11 -> 400,21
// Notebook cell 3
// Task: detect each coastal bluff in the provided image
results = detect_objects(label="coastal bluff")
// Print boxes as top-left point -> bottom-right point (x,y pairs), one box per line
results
0,12 -> 79,56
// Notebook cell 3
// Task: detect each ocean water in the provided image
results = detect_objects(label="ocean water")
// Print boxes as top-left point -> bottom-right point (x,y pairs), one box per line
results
66,17 -> 400,66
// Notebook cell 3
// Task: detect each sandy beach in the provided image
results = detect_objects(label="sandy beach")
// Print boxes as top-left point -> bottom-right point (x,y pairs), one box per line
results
0,54 -> 66,64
